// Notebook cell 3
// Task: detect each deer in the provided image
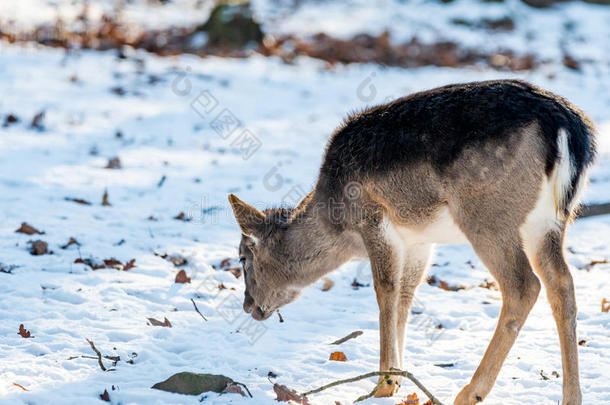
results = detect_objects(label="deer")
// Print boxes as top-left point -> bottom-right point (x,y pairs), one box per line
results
228,80 -> 596,404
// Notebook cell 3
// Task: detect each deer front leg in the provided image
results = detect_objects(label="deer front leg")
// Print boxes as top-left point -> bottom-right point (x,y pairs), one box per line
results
361,222 -> 404,398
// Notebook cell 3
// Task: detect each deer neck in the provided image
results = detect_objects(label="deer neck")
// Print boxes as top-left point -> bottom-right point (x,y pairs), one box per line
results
284,193 -> 365,286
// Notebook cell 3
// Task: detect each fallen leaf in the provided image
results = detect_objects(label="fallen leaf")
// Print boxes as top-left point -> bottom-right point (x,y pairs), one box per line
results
227,267 -> 242,278
31,111 -> 45,130
100,389 -> 110,402
105,157 -> 121,169
28,240 -> 48,255
103,258 -> 123,270
18,324 -> 32,338
15,222 -> 44,235
124,259 -> 136,270
3,113 -> 19,126
427,275 -> 465,291
397,392 -> 419,405
222,382 -> 246,396
175,270 -> 191,284
423,400 -> 433,405
321,277 -> 334,291
74,258 -> 105,270
152,372 -> 247,396
13,383 -> 28,391
329,351 -> 347,361
602,298 -> 609,313
60,237 -> 81,249
169,254 -> 187,267
478,279 -> 497,290
148,317 -> 172,327
330,330 -> 363,345
273,383 -> 311,404
578,339 -> 587,346
174,212 -> 191,221
219,258 -> 232,269
584,259 -> 609,271
102,189 -> 112,206
351,278 -> 367,289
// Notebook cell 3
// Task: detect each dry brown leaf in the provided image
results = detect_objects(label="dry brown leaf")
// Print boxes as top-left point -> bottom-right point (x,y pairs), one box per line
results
321,277 -> 334,291
222,382 -> 246,396
18,324 -> 32,338
148,317 -> 172,327
31,111 -> 45,130
175,270 -> 191,284
100,389 -> 110,402
75,258 -> 105,270
478,279 -> 497,290
219,258 -> 232,269
124,259 -> 136,271
602,298 -> 609,313
28,240 -> 48,255
329,351 -> 347,362
102,189 -> 112,206
397,392 -> 419,405
273,383 -> 311,404
60,237 -> 80,249
174,212 -> 191,221
15,222 -> 44,235
105,157 -> 121,169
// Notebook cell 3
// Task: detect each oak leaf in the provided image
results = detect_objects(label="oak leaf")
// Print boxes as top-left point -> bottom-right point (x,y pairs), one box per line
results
602,298 -> 609,313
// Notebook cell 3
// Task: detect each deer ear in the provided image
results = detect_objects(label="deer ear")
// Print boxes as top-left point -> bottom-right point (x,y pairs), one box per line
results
228,194 -> 265,237
294,190 -> 314,212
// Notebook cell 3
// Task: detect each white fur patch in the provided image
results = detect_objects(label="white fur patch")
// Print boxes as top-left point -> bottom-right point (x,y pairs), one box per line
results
520,177 -> 560,261
551,128 -> 575,214
382,207 -> 468,247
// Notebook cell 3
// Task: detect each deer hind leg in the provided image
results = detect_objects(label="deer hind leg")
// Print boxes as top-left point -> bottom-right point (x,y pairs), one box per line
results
522,223 -> 581,405
454,228 -> 541,405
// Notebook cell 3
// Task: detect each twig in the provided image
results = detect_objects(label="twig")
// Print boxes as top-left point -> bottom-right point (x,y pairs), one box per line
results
302,369 -> 444,405
577,202 -> 610,219
190,298 -> 208,321
86,338 -> 111,371
330,330 -> 363,345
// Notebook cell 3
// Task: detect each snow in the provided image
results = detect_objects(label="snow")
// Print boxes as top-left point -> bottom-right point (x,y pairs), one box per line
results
1,2 -> 610,405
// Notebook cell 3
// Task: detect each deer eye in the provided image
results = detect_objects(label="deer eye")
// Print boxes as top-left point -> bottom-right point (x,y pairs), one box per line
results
239,257 -> 246,267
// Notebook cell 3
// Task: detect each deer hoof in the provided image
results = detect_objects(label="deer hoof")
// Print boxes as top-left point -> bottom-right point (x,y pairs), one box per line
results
454,384 -> 484,405
374,377 -> 400,397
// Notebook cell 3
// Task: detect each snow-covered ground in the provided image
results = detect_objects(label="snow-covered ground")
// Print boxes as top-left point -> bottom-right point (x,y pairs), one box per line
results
1,4 -> 610,404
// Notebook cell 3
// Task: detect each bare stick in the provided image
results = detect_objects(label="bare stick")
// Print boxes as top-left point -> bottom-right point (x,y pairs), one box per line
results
86,339 -> 108,371
577,202 -> 610,219
302,369 -> 444,405
330,330 -> 363,345
190,298 -> 208,321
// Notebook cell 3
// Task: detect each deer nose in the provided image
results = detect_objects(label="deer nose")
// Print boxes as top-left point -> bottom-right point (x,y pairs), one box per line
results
243,295 -> 255,313
252,306 -> 270,321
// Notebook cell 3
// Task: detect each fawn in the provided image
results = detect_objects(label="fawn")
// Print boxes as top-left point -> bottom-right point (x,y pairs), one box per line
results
228,80 -> 596,404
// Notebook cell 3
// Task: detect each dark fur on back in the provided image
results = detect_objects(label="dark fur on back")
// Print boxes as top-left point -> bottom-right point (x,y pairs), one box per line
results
319,80 -> 596,213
